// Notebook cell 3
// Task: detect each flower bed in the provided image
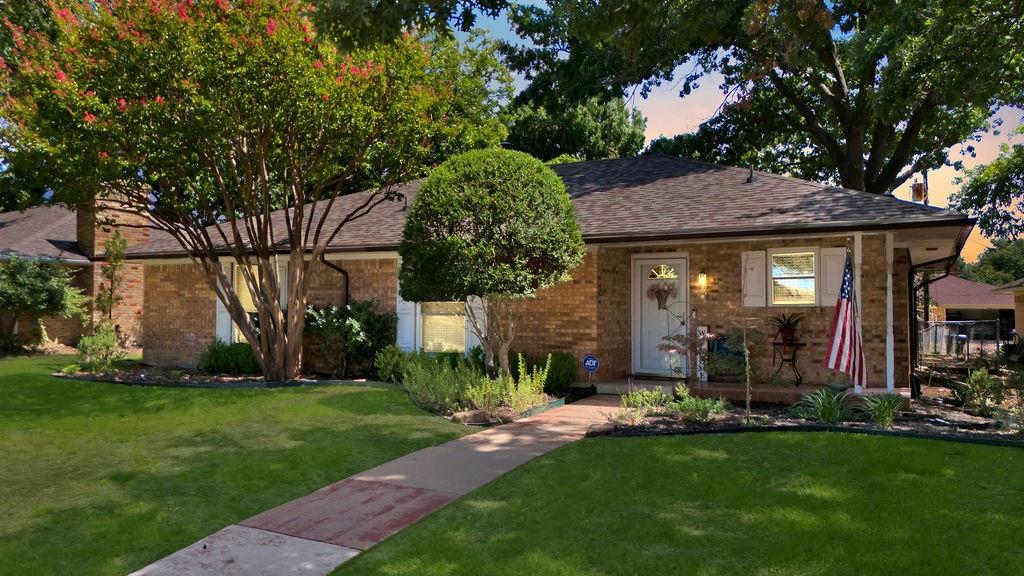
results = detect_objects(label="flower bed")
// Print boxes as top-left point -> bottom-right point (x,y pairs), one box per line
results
594,382 -> 1024,445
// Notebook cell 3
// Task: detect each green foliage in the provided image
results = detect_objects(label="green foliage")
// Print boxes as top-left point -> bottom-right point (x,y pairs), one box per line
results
507,350 -> 574,396
401,354 -> 484,414
305,300 -> 396,378
0,254 -> 86,343
861,393 -> 904,429
794,389 -> 855,424
620,387 -> 671,412
309,0 -> 508,48
505,97 -> 646,162
504,0 -> 1023,194
465,374 -> 506,419
399,148 -> 585,302
305,305 -> 364,378
76,323 -> 125,373
1,0 -> 510,381
957,239 -> 1024,287
374,344 -> 408,384
506,353 -> 549,412
951,139 -> 1024,239
667,383 -> 731,423
59,363 -> 80,375
953,369 -> 1006,415
198,339 -> 261,375
94,231 -> 127,322
544,351 -> 576,396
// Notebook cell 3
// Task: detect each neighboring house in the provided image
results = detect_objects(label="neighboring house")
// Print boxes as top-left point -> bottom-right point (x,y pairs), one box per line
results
125,155 -> 974,391
0,202 -> 152,345
994,278 -> 1024,338
927,275 -> 1015,340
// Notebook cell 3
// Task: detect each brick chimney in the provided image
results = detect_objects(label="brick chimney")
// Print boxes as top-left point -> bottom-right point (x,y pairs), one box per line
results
76,196 -> 151,344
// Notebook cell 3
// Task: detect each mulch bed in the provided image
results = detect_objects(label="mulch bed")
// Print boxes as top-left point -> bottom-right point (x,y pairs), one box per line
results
592,398 -> 1024,446
55,362 -> 377,389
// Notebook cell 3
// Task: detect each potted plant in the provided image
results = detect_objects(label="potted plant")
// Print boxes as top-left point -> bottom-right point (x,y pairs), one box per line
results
770,313 -> 804,351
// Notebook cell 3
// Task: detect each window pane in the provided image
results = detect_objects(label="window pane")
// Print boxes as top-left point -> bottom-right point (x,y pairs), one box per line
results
648,264 -> 678,280
772,278 -> 816,305
421,301 -> 466,353
772,252 -> 814,278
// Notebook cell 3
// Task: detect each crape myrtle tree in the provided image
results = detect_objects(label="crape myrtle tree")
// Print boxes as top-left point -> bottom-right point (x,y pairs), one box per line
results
503,0 -> 1024,194
398,149 -> 585,375
1,0 -> 498,380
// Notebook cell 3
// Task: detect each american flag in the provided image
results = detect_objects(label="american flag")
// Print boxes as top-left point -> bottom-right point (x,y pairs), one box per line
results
825,251 -> 866,387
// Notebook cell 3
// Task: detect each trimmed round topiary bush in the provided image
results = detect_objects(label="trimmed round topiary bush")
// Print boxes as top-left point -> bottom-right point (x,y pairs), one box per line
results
398,148 -> 584,374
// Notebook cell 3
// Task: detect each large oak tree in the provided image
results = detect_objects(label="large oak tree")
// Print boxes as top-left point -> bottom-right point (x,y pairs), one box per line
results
1,0 -> 506,380
503,0 -> 1024,193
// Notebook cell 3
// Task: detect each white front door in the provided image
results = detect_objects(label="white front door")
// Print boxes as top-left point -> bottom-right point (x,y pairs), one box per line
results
632,255 -> 689,377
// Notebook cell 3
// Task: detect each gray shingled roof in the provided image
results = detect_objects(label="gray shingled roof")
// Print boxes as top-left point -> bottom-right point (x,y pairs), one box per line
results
995,277 -> 1024,292
0,205 -> 90,264
120,155 -> 970,258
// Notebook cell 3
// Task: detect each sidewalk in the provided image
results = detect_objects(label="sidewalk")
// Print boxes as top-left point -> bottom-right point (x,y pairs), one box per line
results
129,395 -> 619,576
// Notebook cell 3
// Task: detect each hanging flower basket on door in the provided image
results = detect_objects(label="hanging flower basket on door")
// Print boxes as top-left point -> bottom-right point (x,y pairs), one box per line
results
646,281 -> 678,310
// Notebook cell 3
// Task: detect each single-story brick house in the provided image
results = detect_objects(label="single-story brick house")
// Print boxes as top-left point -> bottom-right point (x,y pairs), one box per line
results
0,203 -> 152,344
994,278 -> 1024,337
123,155 -> 973,393
927,275 -> 1015,340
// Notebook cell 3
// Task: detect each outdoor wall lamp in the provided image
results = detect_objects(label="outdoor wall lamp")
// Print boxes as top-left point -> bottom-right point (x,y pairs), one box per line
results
696,271 -> 710,299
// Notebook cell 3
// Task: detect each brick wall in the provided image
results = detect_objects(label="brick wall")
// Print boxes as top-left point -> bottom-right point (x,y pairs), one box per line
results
77,199 -> 150,343
143,257 -> 399,369
306,258 -> 397,312
512,234 -> 912,388
509,252 -> 599,379
142,263 -> 217,367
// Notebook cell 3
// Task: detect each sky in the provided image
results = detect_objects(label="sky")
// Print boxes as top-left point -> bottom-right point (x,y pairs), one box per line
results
475,12 -> 1022,262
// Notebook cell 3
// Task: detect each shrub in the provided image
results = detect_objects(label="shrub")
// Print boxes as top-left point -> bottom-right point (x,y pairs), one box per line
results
77,323 -> 125,373
466,375 -> 506,419
305,300 -> 396,378
402,355 -> 484,414
620,386 -> 671,412
861,393 -> 904,428
506,353 -> 549,413
545,351 -> 576,396
667,383 -> 731,423
374,344 -> 406,384
60,363 -> 80,375
198,339 -> 261,375
953,369 -> 1006,415
794,388 -> 855,424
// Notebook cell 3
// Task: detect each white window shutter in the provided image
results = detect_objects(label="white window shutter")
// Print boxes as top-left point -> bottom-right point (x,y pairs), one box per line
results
277,261 -> 289,310
820,247 -> 848,306
395,277 -> 417,351
741,250 -> 767,307
465,296 -> 485,353
215,265 -> 234,343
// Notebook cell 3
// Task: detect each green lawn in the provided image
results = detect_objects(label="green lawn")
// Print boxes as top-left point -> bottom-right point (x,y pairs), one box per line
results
337,432 -> 1024,576
0,355 -> 469,576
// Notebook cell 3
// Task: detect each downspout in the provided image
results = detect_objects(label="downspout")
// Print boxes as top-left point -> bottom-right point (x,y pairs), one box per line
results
907,225 -> 970,398
318,253 -> 349,306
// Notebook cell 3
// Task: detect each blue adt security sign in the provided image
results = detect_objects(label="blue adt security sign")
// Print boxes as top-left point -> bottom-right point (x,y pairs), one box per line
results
582,354 -> 600,374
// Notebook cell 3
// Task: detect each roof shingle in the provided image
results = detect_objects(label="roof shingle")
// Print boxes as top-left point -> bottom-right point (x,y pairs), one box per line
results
114,155 -> 970,258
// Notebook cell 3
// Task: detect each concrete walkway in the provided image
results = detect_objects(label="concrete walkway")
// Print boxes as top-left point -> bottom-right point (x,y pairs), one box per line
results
129,395 -> 619,576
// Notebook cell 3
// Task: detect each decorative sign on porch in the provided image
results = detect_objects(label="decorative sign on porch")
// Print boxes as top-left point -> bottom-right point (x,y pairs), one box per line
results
582,354 -> 600,374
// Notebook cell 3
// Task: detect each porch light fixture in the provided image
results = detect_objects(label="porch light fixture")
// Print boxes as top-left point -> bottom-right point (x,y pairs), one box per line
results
697,271 -> 709,288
